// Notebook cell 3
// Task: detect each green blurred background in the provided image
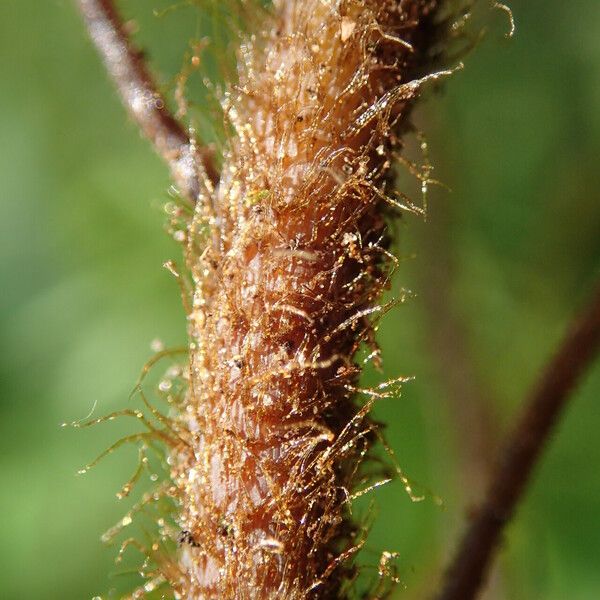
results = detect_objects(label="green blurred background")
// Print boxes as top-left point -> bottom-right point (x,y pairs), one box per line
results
1,1 -> 599,598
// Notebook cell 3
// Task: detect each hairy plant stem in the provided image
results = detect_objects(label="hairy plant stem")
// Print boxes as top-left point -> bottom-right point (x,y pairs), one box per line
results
79,2 -> 600,599
78,1 -> 478,598
171,2 -> 452,596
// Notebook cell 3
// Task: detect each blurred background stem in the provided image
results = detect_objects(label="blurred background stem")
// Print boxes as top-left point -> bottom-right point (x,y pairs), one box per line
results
437,281 -> 600,600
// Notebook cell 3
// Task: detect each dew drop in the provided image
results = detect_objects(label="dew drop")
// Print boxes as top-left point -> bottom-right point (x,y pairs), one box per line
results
164,200 -> 177,214
167,365 -> 182,378
116,485 -> 131,500
151,338 -> 164,352
159,379 -> 172,392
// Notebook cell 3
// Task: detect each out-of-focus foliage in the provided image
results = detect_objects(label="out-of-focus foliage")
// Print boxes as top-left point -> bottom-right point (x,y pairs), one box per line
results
0,1 -> 598,598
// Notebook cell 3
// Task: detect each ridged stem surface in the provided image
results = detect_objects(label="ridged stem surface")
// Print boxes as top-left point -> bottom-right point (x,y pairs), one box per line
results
172,1 -> 442,597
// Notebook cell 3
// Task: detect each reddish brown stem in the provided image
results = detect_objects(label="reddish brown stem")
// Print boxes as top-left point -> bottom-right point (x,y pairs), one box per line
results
435,282 -> 600,600
77,0 -> 218,200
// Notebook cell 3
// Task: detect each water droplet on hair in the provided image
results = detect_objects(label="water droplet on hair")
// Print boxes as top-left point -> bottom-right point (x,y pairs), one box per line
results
151,338 -> 164,352
159,379 -> 172,392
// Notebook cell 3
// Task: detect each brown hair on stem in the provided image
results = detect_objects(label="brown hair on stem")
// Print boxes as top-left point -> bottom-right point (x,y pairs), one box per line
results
78,2 -> 600,600
78,0 -> 473,598
169,1 -> 457,596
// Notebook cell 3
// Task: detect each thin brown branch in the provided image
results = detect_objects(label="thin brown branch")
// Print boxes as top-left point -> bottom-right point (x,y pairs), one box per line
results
435,281 -> 600,600
77,0 -> 218,200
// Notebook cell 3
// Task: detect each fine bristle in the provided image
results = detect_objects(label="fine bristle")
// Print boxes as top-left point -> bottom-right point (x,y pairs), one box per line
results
157,1 -> 454,597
